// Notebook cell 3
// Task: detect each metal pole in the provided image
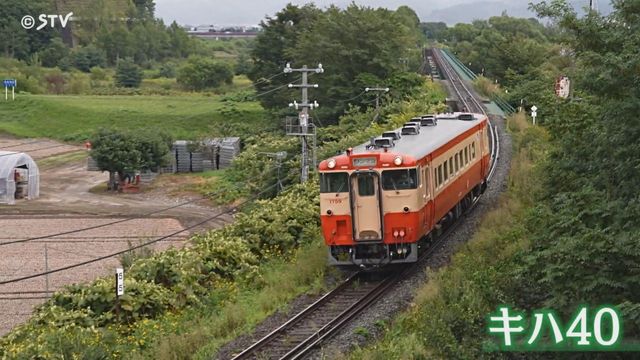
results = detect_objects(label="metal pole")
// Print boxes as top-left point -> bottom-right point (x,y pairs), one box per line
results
365,87 -> 390,124
12,86 -> 14,101
285,63 -> 323,183
300,66 -> 309,182
5,86 -> 7,101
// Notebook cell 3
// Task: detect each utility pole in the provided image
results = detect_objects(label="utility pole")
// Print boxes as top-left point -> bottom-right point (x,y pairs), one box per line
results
285,63 -> 324,182
365,87 -> 389,123
590,0 -> 598,11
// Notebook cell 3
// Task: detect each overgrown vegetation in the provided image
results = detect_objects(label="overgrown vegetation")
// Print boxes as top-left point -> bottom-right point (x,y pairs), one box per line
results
0,70 -> 446,360
350,113 -> 546,359
352,1 -> 640,357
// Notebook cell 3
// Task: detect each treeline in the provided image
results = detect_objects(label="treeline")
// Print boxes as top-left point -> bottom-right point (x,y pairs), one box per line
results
249,4 -> 426,124
0,0 -> 193,70
353,2 -> 640,357
424,15 -> 570,117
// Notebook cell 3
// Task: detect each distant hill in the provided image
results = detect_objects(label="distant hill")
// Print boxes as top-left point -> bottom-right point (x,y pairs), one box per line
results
423,0 -> 614,24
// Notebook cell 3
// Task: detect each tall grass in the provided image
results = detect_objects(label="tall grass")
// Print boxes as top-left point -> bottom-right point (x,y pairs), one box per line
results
473,75 -> 501,98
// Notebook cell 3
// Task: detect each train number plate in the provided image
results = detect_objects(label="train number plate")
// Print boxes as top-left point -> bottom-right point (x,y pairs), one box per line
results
352,157 -> 376,167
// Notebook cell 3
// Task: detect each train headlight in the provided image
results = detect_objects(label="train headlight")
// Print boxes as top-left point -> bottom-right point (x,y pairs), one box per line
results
393,156 -> 403,166
328,158 -> 336,169
399,230 -> 405,237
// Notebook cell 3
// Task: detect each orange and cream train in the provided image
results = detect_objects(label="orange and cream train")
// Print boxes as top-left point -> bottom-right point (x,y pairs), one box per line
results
318,113 -> 490,266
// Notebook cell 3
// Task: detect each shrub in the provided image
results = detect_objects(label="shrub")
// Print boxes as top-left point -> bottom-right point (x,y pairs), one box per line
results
115,58 -> 143,88
40,38 -> 70,68
157,62 -> 176,78
177,57 -> 233,90
45,69 -> 66,94
90,66 -> 108,81
72,45 -> 107,72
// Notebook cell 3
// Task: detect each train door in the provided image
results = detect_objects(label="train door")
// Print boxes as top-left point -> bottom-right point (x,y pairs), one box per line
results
350,171 -> 383,241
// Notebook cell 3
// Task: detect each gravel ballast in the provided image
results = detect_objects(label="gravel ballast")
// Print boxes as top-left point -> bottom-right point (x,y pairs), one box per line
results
215,113 -> 512,359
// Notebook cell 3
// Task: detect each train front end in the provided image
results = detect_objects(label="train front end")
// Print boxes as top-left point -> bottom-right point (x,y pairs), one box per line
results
319,149 -> 423,267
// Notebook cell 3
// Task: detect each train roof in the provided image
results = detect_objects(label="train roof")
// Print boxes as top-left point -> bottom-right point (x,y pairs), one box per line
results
351,113 -> 486,160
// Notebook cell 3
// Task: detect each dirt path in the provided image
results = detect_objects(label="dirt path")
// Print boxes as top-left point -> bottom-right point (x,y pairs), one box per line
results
0,137 -> 230,226
0,137 -> 233,336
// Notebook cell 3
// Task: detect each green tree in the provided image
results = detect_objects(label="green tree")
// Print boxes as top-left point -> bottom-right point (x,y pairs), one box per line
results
72,45 -> 107,72
511,0 -> 640,337
115,57 -> 142,87
177,57 -> 233,90
248,4 -> 322,110
250,4 -> 421,123
0,0 -> 56,59
39,38 -> 70,68
90,129 -> 170,190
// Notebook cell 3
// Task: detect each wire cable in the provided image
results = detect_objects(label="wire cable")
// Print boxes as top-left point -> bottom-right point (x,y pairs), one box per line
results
0,139 -> 47,151
0,182 -> 281,286
0,165 -> 280,247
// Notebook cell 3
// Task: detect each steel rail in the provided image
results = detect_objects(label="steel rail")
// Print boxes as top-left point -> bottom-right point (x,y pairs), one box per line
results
232,188 -> 487,360
432,48 -> 499,182
232,49 -> 503,360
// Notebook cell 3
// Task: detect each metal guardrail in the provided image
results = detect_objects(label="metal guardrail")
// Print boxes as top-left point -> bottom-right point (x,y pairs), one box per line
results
441,48 -> 516,115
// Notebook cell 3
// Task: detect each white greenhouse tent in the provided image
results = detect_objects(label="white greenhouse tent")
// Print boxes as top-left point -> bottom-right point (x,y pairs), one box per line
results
0,151 -> 40,205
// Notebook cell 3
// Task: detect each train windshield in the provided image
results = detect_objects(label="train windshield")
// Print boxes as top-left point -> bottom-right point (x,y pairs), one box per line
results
320,172 -> 349,193
382,169 -> 418,190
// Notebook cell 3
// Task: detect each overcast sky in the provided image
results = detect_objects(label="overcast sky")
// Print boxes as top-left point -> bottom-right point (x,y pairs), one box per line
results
153,0 -> 512,26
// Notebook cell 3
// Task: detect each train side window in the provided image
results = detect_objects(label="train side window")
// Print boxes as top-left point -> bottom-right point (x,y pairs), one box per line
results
464,147 -> 469,165
443,161 -> 448,182
449,157 -> 454,177
455,153 -> 459,173
472,142 -> 476,159
382,169 -> 418,190
438,165 -> 443,187
459,150 -> 464,168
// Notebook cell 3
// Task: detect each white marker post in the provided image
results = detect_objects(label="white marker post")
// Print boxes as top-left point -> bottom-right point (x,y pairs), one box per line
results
116,267 -> 125,296
531,105 -> 538,125
115,267 -> 124,320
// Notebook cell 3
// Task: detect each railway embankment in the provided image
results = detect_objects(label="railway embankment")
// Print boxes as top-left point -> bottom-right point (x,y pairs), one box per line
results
347,112 -> 542,359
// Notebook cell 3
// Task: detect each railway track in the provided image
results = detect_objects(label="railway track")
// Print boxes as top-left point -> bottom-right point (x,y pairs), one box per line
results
231,49 -> 501,360
430,48 -> 500,181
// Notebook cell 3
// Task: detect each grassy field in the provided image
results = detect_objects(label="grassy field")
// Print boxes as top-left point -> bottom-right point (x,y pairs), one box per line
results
0,93 -> 269,142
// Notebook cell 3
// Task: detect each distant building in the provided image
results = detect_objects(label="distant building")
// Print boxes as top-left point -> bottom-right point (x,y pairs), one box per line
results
186,25 -> 261,39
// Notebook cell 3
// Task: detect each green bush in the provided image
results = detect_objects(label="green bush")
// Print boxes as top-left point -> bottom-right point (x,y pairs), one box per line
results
115,58 -> 143,88
177,57 -> 233,90
72,45 -> 107,72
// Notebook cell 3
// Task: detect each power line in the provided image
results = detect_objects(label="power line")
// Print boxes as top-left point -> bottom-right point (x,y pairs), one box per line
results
0,165 -> 279,247
0,143 -> 71,158
0,139 -> 46,151
0,181 -> 281,286
0,296 -> 50,301
250,75 -> 304,98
